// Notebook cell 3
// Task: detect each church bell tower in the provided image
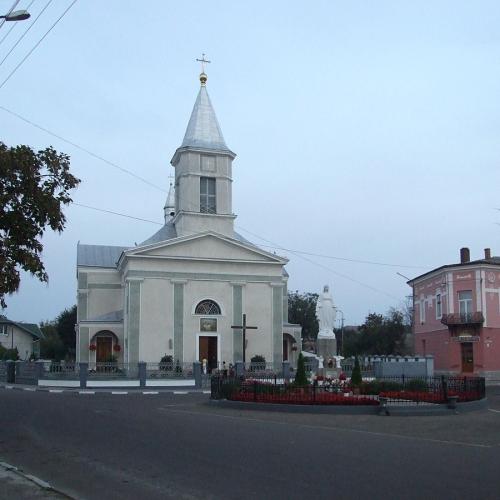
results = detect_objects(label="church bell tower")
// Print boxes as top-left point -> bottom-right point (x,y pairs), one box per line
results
170,61 -> 236,238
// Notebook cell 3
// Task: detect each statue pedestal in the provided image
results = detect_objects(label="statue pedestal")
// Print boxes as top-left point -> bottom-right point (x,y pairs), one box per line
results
317,337 -> 337,360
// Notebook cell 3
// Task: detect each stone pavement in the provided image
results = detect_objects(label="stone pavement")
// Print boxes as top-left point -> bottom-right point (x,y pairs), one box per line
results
0,462 -> 70,499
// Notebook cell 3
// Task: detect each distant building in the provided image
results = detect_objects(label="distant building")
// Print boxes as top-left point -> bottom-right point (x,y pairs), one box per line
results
0,316 -> 43,359
408,247 -> 500,379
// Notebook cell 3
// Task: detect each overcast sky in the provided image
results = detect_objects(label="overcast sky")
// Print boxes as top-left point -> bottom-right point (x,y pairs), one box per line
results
2,0 -> 499,326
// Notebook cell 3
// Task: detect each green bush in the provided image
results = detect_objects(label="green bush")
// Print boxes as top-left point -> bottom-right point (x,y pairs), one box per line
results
250,355 -> 266,363
351,356 -> 362,386
294,353 -> 309,386
2,347 -> 19,361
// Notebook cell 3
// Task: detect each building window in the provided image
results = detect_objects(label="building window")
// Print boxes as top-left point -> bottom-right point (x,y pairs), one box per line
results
436,294 -> 442,319
0,325 -> 8,336
458,290 -> 473,315
195,300 -> 221,315
200,177 -> 216,214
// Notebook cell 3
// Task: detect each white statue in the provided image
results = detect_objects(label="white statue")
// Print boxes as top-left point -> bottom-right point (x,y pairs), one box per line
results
316,285 -> 336,339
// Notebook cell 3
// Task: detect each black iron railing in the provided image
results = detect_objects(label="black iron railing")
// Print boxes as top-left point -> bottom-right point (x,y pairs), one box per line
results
211,375 -> 485,406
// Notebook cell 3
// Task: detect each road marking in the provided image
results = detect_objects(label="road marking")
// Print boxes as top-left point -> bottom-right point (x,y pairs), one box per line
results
23,388 -> 36,391
24,474 -> 51,490
160,407 -> 492,449
79,391 -> 95,395
203,390 -> 211,394
488,408 -> 500,413
49,389 -> 64,393
5,386 -> 13,389
173,391 -> 188,395
143,391 -> 159,395
112,391 -> 128,395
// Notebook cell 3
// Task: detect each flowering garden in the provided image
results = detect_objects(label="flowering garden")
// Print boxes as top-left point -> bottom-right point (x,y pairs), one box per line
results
211,375 -> 485,406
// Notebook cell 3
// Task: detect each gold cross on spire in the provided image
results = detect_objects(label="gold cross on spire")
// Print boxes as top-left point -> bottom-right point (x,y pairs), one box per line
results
196,53 -> 211,74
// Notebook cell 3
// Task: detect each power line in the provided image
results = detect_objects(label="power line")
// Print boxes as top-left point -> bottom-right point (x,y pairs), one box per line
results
0,0 -> 50,67
0,0 -> 77,89
72,203 -> 163,226
235,225 -> 401,300
0,105 -> 167,193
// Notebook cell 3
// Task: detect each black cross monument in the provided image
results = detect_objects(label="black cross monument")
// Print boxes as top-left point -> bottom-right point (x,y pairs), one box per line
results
231,314 -> 258,363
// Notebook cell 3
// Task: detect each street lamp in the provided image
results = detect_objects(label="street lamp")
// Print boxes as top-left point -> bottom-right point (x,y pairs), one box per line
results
336,309 -> 345,356
0,10 -> 30,21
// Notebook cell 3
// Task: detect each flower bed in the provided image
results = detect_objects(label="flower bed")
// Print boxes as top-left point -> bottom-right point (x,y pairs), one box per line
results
380,390 -> 484,404
229,389 -> 379,406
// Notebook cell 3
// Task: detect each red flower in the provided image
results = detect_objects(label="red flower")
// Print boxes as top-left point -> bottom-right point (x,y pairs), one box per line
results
89,344 -> 96,351
113,344 -> 121,352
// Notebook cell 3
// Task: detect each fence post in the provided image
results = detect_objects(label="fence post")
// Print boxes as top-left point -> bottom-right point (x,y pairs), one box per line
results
282,361 -> 291,382
138,362 -> 147,387
235,361 -> 244,378
79,362 -> 88,388
6,360 -> 15,384
441,375 -> 448,401
193,361 -> 202,388
35,360 -> 45,385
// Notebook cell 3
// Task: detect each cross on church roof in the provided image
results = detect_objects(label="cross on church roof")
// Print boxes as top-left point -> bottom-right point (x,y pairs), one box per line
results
196,53 -> 211,74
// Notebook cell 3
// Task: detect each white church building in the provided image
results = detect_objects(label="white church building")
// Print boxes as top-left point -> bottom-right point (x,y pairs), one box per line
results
76,70 -> 301,368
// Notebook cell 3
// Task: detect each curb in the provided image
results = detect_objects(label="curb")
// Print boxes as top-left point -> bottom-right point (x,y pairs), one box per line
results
0,384 -> 212,395
209,398 -> 489,416
0,460 -> 72,498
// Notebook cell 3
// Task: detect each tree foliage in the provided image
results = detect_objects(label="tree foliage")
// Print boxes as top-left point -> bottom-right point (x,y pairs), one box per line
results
343,309 -> 409,357
288,291 -> 319,339
40,305 -> 77,360
0,142 -> 80,308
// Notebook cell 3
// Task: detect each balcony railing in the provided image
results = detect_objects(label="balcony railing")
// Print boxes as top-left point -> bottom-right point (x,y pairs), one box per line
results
441,312 -> 484,326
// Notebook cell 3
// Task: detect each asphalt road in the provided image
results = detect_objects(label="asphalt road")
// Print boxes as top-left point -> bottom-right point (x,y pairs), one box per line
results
1,388 -> 500,500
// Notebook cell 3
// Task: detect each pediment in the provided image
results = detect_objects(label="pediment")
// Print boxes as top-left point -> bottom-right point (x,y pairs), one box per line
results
125,232 -> 287,264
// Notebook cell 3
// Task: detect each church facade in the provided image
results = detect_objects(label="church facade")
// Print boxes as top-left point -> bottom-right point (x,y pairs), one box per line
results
76,71 -> 301,368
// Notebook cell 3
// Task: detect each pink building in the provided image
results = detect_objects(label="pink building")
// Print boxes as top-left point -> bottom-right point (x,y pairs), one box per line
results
408,248 -> 500,380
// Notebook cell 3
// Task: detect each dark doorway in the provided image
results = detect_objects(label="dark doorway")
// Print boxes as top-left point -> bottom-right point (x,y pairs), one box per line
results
199,336 -> 218,371
461,342 -> 474,373
283,339 -> 289,361
96,336 -> 112,363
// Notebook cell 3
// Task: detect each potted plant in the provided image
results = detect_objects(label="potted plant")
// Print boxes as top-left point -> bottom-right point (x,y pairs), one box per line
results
89,344 -> 96,351
113,344 -> 121,353
249,355 -> 266,372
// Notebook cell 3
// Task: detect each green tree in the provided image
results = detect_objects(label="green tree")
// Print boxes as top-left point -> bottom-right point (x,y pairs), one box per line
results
344,310 -> 408,356
288,291 -> 319,339
39,305 -> 77,360
294,352 -> 309,386
0,142 -> 80,308
56,305 -> 77,356
40,321 -> 65,360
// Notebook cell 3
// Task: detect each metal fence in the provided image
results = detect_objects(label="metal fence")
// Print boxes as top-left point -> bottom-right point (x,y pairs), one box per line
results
0,361 -> 6,382
244,362 -> 281,376
211,374 -> 485,406
146,362 -> 194,379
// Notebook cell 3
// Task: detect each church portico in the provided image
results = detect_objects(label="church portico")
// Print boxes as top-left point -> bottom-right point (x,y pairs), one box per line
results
76,64 -> 302,367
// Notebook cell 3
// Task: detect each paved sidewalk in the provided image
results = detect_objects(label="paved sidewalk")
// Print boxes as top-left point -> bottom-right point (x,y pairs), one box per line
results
0,462 -> 70,499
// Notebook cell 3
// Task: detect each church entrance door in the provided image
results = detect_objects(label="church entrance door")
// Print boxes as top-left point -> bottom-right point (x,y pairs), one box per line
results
96,336 -> 112,363
199,336 -> 218,371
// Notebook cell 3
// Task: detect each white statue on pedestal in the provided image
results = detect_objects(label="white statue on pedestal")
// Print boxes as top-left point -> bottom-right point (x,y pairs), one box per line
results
316,285 -> 336,339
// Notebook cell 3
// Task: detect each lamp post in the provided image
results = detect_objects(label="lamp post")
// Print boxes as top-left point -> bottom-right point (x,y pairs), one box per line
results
336,309 -> 344,356
0,9 -> 30,21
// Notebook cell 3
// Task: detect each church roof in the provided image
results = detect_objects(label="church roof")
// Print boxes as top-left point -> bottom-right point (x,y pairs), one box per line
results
180,85 -> 230,152
77,243 -> 130,268
140,221 -> 177,246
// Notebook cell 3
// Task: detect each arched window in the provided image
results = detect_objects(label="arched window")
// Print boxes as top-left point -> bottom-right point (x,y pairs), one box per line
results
195,300 -> 221,315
